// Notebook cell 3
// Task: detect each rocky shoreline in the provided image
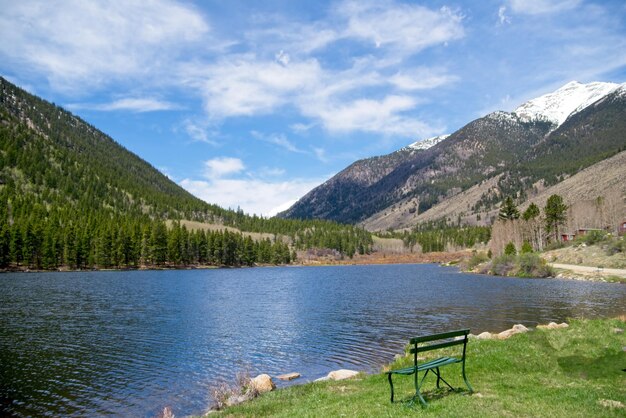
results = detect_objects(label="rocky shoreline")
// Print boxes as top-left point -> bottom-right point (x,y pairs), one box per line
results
203,320 -> 585,415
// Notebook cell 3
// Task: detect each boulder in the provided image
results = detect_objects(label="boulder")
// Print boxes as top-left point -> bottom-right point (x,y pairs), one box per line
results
537,322 -> 569,330
277,372 -> 301,381
612,328 -> 623,334
497,324 -> 530,339
328,369 -> 359,380
250,374 -> 275,394
315,369 -> 359,382
476,331 -> 493,340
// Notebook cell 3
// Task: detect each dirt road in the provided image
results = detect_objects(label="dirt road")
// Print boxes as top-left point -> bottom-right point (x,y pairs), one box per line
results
550,263 -> 626,278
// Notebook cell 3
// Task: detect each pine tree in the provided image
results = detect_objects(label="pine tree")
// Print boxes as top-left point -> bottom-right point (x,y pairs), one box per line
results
499,197 -> 520,220
544,194 -> 567,243
522,203 -> 540,221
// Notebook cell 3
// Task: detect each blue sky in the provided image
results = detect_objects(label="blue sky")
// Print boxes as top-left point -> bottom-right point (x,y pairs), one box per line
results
1,0 -> 625,216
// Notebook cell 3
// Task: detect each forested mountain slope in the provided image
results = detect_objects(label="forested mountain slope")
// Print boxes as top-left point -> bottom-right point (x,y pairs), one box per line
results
0,77 -> 372,269
282,81 -> 626,229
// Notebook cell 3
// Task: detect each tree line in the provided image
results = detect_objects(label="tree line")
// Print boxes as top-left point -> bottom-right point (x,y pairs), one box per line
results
379,222 -> 492,253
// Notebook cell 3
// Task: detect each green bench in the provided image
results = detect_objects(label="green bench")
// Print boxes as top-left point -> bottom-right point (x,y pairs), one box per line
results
386,329 -> 473,406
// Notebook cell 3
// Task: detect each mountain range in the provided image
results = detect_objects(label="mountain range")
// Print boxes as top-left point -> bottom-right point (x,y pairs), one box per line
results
280,81 -> 626,230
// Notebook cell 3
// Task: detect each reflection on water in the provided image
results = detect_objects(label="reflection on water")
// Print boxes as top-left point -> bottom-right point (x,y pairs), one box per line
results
1,265 -> 625,417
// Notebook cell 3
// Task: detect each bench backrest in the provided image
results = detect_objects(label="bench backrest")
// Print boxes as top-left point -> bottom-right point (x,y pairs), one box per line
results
409,329 -> 470,355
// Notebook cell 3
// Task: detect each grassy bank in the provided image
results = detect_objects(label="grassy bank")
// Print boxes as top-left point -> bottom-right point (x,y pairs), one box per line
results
210,318 -> 625,417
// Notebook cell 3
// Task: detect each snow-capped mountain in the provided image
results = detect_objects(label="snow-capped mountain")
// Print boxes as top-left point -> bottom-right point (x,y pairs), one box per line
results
282,79 -> 626,228
514,81 -> 621,127
407,134 -> 449,150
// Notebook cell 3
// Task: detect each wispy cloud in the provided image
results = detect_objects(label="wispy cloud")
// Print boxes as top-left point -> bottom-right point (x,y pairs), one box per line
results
0,0 -> 209,92
68,98 -> 179,112
180,176 -> 326,217
181,156 -> 328,216
389,67 -> 458,91
508,0 -> 581,15
251,131 -> 307,153
336,1 -> 464,53
203,157 -> 245,179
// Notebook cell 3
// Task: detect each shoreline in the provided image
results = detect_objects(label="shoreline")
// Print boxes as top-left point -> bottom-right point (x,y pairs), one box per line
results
205,316 -> 626,416
2,251 -> 625,283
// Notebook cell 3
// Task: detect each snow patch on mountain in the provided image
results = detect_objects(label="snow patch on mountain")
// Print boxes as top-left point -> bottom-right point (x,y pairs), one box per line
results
514,81 -> 620,127
407,134 -> 449,150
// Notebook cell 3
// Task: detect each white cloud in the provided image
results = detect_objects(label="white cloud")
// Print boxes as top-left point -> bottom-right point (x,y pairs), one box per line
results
251,131 -> 306,153
203,157 -> 245,179
180,176 -> 327,217
337,1 -> 464,54
508,0 -> 581,15
0,0 -> 209,92
303,94 -> 438,137
68,98 -> 179,112
498,6 -> 511,25
312,147 -> 329,163
289,122 -> 316,134
184,55 -> 323,119
275,50 -> 290,66
389,68 -> 458,91
176,0 -> 461,138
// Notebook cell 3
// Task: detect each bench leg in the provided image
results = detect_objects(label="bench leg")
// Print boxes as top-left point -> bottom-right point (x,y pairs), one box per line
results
387,373 -> 394,403
462,361 -> 474,393
435,367 -> 441,388
414,371 -> 428,407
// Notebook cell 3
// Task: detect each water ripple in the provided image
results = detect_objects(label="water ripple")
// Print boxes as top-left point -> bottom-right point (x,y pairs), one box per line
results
1,265 -> 625,417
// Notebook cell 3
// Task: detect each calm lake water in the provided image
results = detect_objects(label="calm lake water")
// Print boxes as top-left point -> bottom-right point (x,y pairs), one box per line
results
1,264 -> 625,417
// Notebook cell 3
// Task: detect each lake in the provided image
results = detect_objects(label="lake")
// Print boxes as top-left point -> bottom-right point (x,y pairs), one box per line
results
1,264 -> 625,417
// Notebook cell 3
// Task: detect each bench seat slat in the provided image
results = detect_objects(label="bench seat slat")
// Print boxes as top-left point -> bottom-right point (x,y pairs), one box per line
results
386,356 -> 462,375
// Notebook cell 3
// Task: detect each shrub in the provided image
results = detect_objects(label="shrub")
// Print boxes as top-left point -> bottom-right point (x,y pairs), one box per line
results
544,241 -> 565,251
209,370 -> 258,411
520,241 -> 533,254
504,242 -> 517,256
577,230 -> 607,246
467,252 -> 489,270
517,253 -> 553,278
604,236 -> 625,256
491,254 -> 516,276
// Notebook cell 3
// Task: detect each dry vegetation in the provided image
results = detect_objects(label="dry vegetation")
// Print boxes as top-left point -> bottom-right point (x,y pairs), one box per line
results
167,220 -> 291,243
362,150 -> 626,232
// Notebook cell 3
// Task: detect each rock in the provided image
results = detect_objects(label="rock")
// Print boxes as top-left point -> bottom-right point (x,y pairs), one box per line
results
315,369 -> 359,382
497,324 -> 530,339
394,353 -> 403,361
476,331 -> 493,340
512,324 -> 529,332
277,372 -> 301,381
497,329 -> 516,339
537,322 -> 569,330
612,328 -> 623,334
250,374 -> 275,394
157,406 -> 175,418
328,369 -> 359,381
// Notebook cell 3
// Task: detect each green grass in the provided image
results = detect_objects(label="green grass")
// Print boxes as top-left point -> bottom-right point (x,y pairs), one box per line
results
211,318 -> 626,417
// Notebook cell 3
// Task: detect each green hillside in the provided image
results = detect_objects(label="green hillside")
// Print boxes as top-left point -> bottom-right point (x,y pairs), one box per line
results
0,77 -> 372,270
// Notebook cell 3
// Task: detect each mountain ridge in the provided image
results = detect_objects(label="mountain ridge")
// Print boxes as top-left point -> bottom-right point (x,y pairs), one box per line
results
281,80 -> 626,229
